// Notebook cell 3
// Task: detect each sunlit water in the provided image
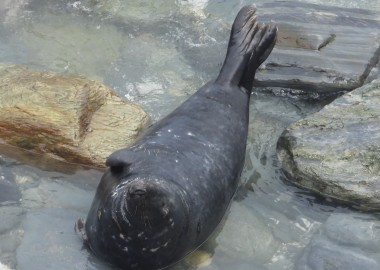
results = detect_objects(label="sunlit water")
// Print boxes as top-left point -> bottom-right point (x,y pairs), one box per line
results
0,1 -> 380,270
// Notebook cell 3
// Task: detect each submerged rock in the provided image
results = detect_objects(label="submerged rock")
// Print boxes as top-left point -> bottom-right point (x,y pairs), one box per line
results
296,213 -> 380,270
323,213 -> 380,253
215,202 -> 280,264
16,208 -> 111,270
15,174 -> 108,270
71,0 -> 179,22
0,178 -> 20,205
18,13 -> 125,81
0,206 -> 24,269
297,238 -> 380,270
0,64 -> 149,168
277,79 -> 380,210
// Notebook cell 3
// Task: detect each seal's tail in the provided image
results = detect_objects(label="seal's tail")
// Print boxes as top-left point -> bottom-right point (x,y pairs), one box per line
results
216,5 -> 277,91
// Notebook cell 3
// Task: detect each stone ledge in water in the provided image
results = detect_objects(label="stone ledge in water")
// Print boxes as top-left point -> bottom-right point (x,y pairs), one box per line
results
254,1 -> 380,93
0,64 -> 149,168
277,79 -> 380,210
296,213 -> 380,269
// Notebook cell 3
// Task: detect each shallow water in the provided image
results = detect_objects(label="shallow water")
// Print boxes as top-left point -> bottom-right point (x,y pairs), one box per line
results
0,1 -> 380,270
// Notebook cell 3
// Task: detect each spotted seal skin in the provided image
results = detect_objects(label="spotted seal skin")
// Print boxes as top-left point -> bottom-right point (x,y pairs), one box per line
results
76,5 -> 277,270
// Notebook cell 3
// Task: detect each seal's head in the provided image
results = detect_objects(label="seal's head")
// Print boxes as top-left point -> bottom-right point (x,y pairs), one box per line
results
76,169 -> 190,270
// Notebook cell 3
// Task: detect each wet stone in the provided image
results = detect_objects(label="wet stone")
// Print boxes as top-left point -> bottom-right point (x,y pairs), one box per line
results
0,206 -> 24,234
323,213 -> 380,253
104,32 -> 197,120
0,206 -> 24,269
0,176 -> 20,205
212,257 -> 267,270
215,202 -> 280,264
297,238 -> 380,270
0,64 -> 149,168
296,213 -> 380,269
277,79 -> 380,210
16,177 -> 109,270
253,1 -> 380,93
16,208 -> 112,270
21,178 -> 95,210
0,229 -> 23,270
70,0 -> 179,22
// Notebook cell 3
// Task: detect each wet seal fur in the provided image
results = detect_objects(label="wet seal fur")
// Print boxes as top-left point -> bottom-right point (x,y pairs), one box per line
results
76,5 -> 277,270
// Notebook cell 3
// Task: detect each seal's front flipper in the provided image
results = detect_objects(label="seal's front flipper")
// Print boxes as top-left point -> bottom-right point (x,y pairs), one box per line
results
216,5 -> 277,91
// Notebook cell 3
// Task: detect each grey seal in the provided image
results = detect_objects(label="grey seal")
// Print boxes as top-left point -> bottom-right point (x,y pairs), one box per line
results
76,5 -> 277,270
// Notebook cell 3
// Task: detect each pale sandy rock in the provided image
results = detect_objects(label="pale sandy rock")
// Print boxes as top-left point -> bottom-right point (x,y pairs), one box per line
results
0,64 -> 149,167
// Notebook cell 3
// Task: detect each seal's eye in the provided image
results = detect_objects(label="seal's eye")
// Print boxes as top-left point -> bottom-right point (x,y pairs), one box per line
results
110,165 -> 124,175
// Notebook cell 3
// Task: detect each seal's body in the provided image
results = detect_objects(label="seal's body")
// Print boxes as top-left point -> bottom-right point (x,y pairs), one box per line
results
76,5 -> 277,270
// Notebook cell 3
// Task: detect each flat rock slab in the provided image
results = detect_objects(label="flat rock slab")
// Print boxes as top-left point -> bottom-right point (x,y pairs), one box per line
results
277,79 -> 380,210
254,1 -> 380,93
0,64 -> 149,168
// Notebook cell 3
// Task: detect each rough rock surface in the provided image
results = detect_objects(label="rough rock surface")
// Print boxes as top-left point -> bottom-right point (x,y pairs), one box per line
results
254,1 -> 380,93
0,64 -> 149,168
277,79 -> 380,210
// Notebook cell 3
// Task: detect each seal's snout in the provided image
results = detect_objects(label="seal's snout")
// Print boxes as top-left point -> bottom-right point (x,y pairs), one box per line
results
122,180 -> 180,227
129,188 -> 146,198
128,181 -> 147,199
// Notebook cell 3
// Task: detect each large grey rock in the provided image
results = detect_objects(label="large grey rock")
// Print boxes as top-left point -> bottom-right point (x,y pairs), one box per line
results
253,1 -> 380,93
277,79 -> 380,210
0,64 -> 149,168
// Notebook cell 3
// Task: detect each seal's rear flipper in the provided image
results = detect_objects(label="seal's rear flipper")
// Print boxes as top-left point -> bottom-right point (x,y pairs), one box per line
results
216,5 -> 277,91
240,23 -> 277,90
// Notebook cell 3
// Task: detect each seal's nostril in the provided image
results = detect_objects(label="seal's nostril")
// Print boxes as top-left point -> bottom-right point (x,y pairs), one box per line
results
129,189 -> 146,198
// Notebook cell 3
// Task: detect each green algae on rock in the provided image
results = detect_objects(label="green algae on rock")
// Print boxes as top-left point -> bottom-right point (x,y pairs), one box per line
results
0,64 -> 149,168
